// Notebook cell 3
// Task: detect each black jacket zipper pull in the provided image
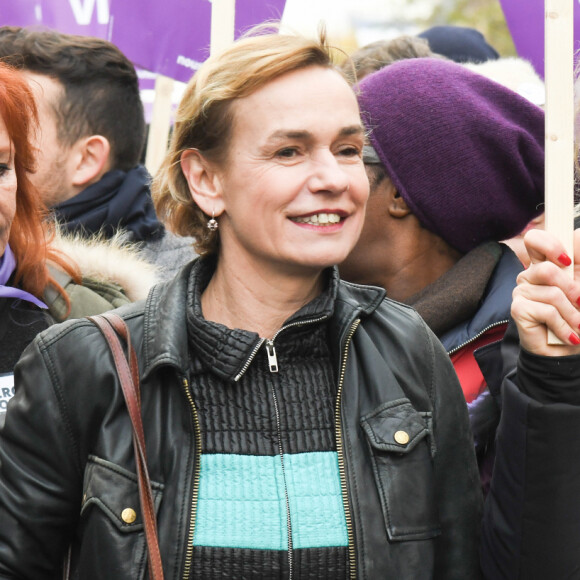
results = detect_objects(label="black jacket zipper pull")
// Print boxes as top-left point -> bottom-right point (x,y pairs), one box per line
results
265,339 -> 279,373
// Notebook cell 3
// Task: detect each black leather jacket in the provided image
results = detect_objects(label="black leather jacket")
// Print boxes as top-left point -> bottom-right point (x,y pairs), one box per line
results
0,262 -> 482,579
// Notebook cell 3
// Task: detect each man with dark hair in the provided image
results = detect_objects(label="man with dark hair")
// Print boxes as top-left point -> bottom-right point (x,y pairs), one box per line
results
0,26 -> 194,279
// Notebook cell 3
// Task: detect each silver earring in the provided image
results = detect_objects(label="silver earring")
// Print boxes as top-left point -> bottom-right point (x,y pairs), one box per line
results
207,211 -> 218,231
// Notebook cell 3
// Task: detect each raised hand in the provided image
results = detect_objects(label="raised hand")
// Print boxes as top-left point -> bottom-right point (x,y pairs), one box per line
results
511,228 -> 580,356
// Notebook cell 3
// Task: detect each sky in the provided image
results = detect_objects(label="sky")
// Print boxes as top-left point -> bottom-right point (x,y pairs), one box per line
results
280,0 -> 437,47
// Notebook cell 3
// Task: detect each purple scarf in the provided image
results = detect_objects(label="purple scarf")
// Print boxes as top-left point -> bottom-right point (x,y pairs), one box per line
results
0,244 -> 48,309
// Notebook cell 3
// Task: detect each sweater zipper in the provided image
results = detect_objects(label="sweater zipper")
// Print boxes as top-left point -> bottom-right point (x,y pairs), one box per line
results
200,313 -> 329,578
446,319 -> 509,356
234,338 -> 266,382
234,315 -> 328,576
269,376 -> 294,578
266,340 -> 278,372
234,315 -> 329,381
181,376 -> 202,580
265,316 -> 328,577
335,319 -> 360,580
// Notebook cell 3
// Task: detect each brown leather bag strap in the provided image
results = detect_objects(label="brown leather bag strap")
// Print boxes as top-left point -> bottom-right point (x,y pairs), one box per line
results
88,313 -> 165,580
101,313 -> 142,406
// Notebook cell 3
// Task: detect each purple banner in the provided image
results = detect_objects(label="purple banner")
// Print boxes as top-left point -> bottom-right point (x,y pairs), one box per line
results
109,0 -> 211,84
500,0 -> 580,78
235,0 -> 285,36
110,0 -> 287,83
0,0 -> 111,38
1,1 -> 287,83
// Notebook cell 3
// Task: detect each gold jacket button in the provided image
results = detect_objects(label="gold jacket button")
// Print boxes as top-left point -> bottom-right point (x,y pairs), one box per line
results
394,430 -> 410,445
122,508 -> 137,524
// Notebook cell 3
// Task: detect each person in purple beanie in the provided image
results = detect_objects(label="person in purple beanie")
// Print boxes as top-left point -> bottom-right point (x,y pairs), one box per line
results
341,59 -> 544,473
341,57 -> 544,495
342,56 -> 580,576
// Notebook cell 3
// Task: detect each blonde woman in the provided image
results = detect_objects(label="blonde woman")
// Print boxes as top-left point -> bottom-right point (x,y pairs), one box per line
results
0,31 -> 482,578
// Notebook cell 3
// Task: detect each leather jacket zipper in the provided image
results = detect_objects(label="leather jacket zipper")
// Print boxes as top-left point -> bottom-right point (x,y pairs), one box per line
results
181,376 -> 202,580
335,319 -> 360,580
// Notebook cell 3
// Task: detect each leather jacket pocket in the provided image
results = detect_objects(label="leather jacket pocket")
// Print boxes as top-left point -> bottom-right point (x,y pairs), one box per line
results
74,455 -> 164,579
361,399 -> 440,542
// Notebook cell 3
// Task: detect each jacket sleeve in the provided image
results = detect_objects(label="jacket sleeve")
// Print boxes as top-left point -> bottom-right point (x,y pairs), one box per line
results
0,331 -> 83,578
480,348 -> 580,579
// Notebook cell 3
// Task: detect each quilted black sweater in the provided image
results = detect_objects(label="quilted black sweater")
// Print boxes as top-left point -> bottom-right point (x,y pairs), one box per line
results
185,262 -> 348,579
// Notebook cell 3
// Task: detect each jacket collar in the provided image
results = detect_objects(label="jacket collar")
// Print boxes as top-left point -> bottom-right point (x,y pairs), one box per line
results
333,279 -> 385,326
439,244 -> 522,352
407,241 -> 502,337
185,258 -> 342,382
140,258 -> 386,381
329,279 -> 385,364
141,260 -> 194,380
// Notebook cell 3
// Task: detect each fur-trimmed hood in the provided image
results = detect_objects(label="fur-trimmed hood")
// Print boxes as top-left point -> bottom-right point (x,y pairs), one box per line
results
49,231 -> 159,302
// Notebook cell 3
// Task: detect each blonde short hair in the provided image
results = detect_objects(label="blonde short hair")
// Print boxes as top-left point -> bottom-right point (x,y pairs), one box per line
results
153,29 -> 338,256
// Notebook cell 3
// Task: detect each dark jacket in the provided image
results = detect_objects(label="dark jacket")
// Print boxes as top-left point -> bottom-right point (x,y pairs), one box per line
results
0,262 -> 482,579
410,244 -> 522,494
447,247 -> 522,487
0,233 -> 160,428
477,322 -> 580,578
0,298 -> 50,375
0,298 -> 50,424
440,244 -> 521,401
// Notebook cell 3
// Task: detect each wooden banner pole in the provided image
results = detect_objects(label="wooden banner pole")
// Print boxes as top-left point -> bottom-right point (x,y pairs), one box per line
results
144,74 -> 175,176
145,0 -> 236,176
544,0 -> 575,344
210,0 -> 236,55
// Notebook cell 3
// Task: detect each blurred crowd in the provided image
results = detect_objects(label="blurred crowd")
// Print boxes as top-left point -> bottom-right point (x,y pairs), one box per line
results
0,21 -> 579,580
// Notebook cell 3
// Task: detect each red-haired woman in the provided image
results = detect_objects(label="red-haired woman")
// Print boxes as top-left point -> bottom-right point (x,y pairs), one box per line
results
0,63 -> 75,380
0,62 -> 157,411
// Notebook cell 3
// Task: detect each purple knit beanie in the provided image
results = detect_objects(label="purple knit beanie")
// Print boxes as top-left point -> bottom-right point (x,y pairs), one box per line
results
357,58 -> 545,254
